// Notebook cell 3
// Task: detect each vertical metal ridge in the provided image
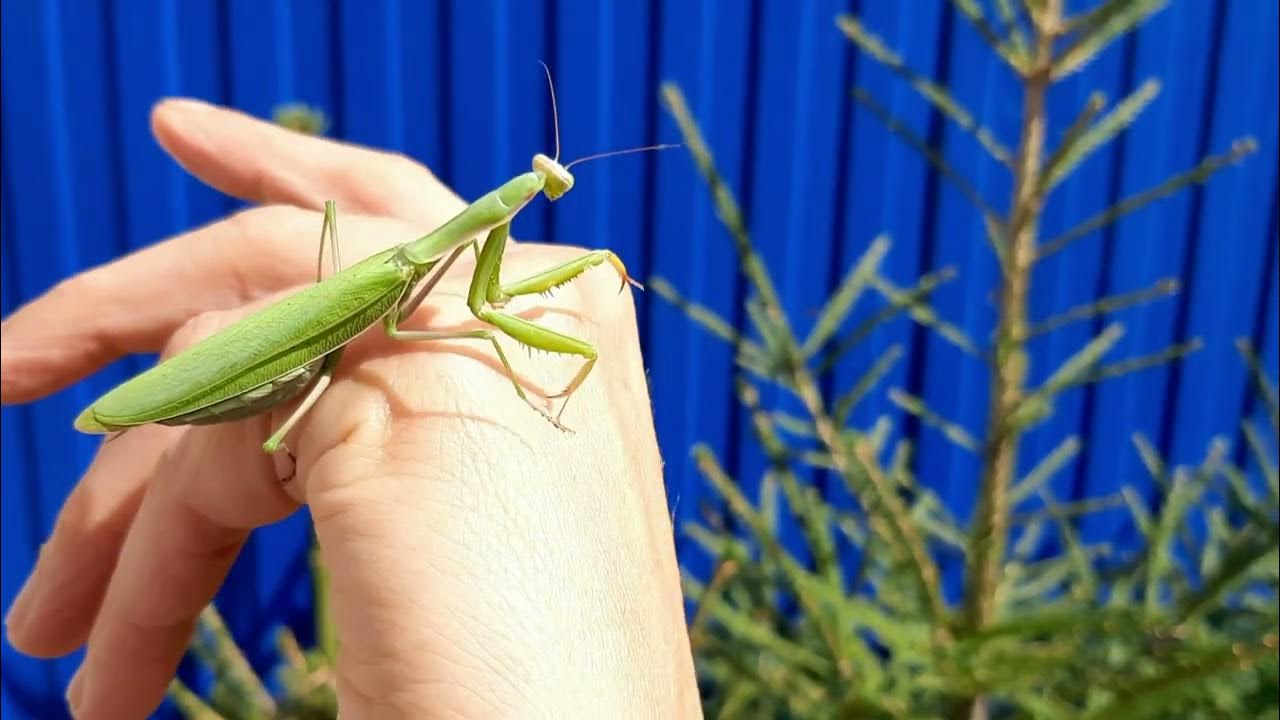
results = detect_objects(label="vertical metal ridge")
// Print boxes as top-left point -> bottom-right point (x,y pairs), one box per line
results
1070,33 -> 1138,510
328,0 -> 346,140
1234,174 -> 1279,471
274,0 -> 295,101
1155,0 -> 1230,462
493,1 -> 510,185
781,0 -> 819,308
99,0 -> 144,377
100,0 -> 131,262
541,0 -> 559,246
900,0 -> 954,461
815,0 -> 860,499
727,0 -> 764,484
161,0 -> 189,233
385,0 -> 405,150
595,0 -> 614,252
637,0 -> 664,352
40,0 -> 80,280
436,0 -> 453,181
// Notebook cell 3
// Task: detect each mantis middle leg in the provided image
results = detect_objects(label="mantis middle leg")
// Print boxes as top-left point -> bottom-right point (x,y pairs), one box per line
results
262,201 -> 348,454
263,207 -> 490,450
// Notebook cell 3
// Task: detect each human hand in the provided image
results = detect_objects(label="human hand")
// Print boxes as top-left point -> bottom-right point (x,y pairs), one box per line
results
1,98 -> 699,719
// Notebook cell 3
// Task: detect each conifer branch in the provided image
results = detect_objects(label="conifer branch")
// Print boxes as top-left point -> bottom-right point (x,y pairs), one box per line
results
1010,435 -> 1082,505
167,680 -> 227,720
1054,0 -> 1170,78
1038,139 -> 1258,260
1041,79 -> 1161,193
839,15 -> 1014,165
1020,277 -> 1179,340
834,344 -> 904,424
1237,338 -> 1279,434
816,266 -> 957,374
850,87 -> 1004,226
803,235 -> 890,357
188,605 -> 277,717
888,388 -> 981,452
944,0 -> 1029,72
871,275 -> 983,358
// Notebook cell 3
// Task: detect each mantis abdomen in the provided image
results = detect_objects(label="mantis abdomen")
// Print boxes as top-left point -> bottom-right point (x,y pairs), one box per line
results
159,359 -> 325,427
76,248 -> 417,433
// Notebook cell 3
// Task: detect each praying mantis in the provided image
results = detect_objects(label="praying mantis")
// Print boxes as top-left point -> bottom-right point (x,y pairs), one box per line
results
73,68 -> 671,451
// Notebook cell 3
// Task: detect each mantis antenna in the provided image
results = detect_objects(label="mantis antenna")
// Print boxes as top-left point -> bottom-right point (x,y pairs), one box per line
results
532,60 -> 678,199
565,143 -> 682,170
538,60 -> 561,162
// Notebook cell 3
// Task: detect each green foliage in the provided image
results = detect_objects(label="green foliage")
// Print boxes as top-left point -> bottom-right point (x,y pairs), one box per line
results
271,103 -> 330,137
168,605 -> 339,720
655,1 -> 1277,717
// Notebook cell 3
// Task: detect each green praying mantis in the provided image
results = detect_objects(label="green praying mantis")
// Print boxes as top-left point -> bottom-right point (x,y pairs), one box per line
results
73,68 -> 673,452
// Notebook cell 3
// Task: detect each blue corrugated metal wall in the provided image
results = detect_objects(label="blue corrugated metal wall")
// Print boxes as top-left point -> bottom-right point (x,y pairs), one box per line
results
1,1 -> 1276,715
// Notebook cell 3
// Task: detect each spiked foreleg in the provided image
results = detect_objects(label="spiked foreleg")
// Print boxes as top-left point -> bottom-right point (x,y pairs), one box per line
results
498,250 -> 643,299
465,224 -> 630,426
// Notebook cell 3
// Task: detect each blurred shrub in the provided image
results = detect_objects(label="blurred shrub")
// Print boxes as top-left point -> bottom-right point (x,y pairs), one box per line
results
655,1 -> 1277,718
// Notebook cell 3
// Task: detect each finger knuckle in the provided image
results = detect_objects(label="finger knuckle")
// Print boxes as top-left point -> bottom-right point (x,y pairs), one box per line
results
350,151 -> 429,212
380,150 -> 427,181
50,268 -> 105,306
221,204 -> 314,295
226,204 -> 302,247
162,310 -> 234,359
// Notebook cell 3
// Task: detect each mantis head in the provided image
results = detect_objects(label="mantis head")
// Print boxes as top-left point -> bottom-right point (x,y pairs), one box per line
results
534,153 -> 575,201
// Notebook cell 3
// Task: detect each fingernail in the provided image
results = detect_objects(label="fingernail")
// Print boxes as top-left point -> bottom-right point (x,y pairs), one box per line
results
161,96 -> 216,113
66,666 -> 86,715
152,97 -> 218,126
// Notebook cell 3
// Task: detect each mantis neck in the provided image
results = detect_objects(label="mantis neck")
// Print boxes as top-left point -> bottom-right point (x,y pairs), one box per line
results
401,171 -> 545,268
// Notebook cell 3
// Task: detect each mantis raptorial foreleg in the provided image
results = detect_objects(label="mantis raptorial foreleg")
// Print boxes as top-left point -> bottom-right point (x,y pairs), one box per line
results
381,222 -> 634,429
470,222 -> 637,425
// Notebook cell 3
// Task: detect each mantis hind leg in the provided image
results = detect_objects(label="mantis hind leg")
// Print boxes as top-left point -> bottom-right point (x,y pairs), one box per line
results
262,349 -> 345,455
315,200 -> 344,282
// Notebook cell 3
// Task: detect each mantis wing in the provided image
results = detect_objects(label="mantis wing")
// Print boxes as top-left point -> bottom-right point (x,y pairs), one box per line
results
76,248 -> 414,432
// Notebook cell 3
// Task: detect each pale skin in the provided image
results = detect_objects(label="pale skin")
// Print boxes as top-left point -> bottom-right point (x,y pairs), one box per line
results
0,98 -> 701,719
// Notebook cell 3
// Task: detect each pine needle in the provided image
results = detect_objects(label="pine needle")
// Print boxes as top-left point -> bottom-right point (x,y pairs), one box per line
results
838,15 -> 1013,165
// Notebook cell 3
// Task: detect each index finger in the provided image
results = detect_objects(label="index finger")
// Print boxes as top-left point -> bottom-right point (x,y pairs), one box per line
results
151,98 -> 467,227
